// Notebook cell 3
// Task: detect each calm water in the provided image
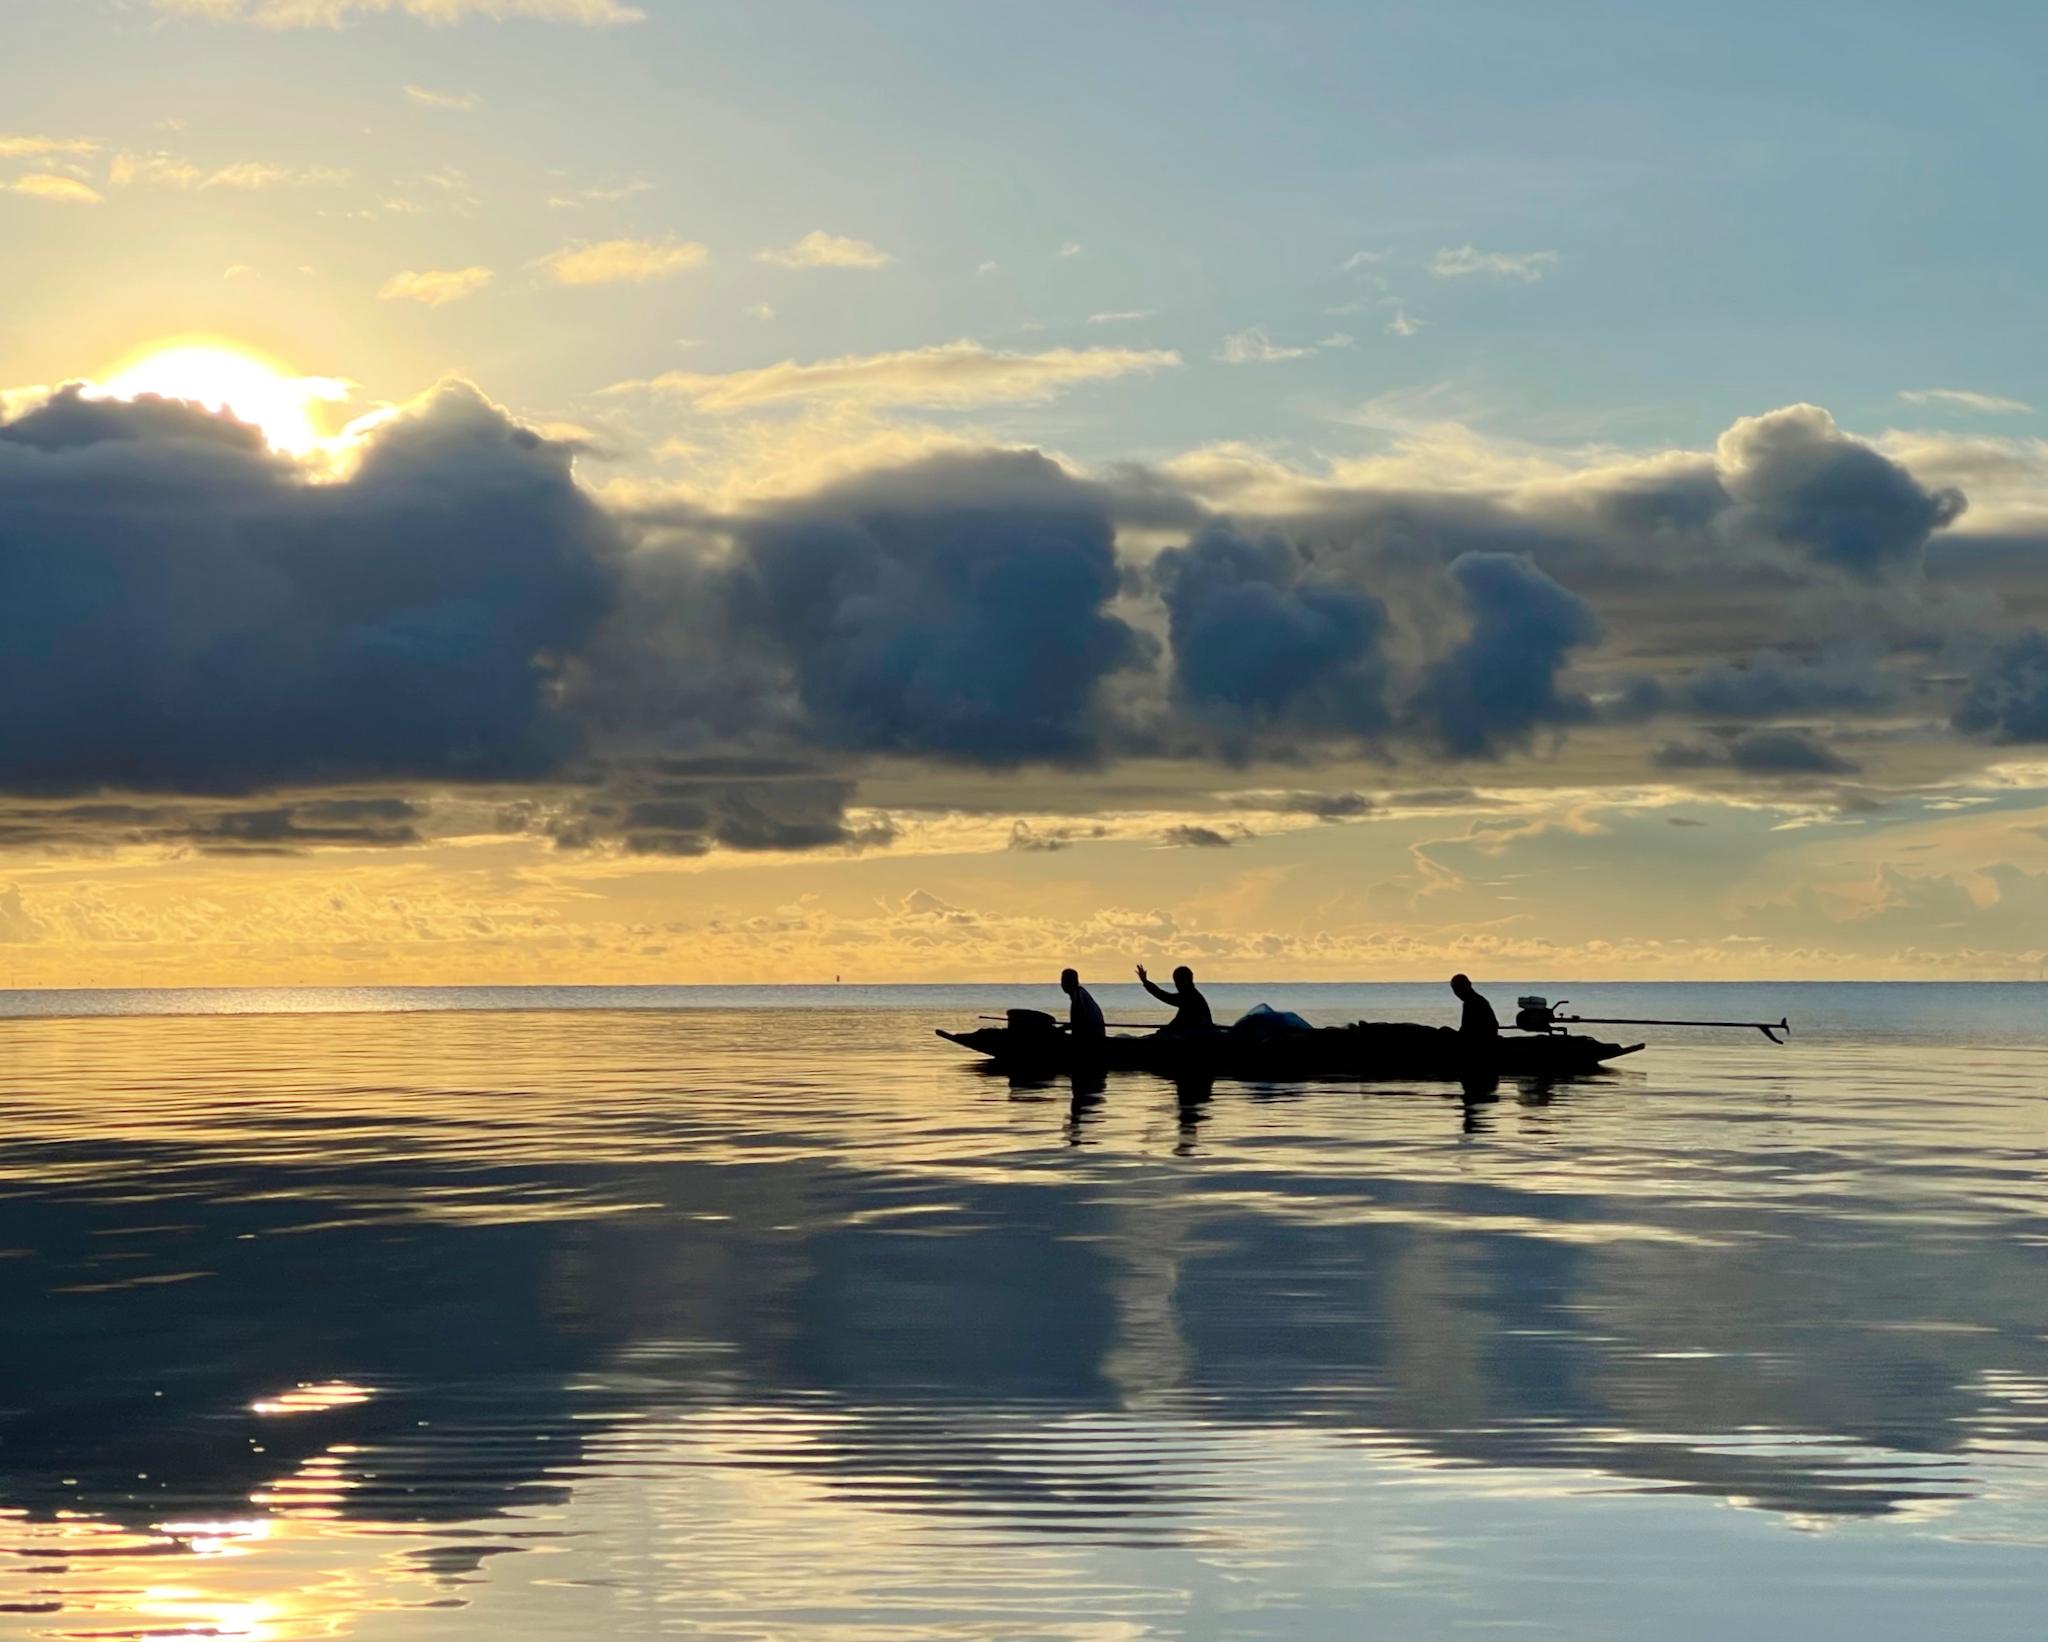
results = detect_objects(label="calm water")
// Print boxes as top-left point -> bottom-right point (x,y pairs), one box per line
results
1,983 -> 2045,1639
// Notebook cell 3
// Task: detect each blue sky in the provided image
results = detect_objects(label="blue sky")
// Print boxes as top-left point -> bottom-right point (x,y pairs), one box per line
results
10,0 -> 2044,460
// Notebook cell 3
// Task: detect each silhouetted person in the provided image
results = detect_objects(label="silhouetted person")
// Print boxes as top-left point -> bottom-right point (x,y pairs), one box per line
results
1451,973 -> 1499,1043
1061,967 -> 1105,1048
1136,963 -> 1213,1034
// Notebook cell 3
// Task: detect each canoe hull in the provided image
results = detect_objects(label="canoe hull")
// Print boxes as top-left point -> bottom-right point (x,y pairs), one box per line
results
935,1022 -> 1642,1083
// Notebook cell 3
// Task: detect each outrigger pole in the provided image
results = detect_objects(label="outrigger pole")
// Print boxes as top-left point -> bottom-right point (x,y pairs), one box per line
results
1517,999 -> 1790,1044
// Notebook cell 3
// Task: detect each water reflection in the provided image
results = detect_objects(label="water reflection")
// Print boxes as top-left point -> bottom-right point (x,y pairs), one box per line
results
0,1005 -> 2046,1637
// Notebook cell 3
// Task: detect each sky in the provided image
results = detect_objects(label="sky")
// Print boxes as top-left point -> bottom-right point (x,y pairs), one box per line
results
2,0 -> 2047,985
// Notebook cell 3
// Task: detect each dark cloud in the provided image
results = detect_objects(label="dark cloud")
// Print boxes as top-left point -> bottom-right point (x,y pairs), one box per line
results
1656,729 -> 1860,776
1716,405 -> 1965,579
0,795 -> 427,854
1232,789 -> 1374,820
1953,630 -> 2048,742
1409,553 -> 1600,757
1152,523 -> 1389,751
1616,651 -> 1904,721
547,776 -> 897,857
191,801 -> 424,854
724,451 -> 1147,766
1161,824 -> 1237,848
1007,820 -> 1109,852
0,384 -> 618,796
0,373 -> 2029,862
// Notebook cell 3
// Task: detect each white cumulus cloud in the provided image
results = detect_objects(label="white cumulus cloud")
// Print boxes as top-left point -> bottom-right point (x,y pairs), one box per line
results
1898,388 -> 2035,416
1431,245 -> 1560,282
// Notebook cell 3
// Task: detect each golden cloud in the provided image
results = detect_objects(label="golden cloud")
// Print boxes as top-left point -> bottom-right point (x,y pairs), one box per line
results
4,173 -> 103,205
543,237 -> 709,286
379,266 -> 495,305
756,230 -> 894,270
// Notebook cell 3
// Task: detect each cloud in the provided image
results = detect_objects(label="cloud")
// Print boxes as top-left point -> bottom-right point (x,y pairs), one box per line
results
1618,651 -> 1903,720
1,363 -> 2038,863
1656,729 -> 1860,776
109,152 -> 349,191
1087,310 -> 1153,326
755,231 -> 893,270
1152,524 -> 1390,749
379,265 -> 495,305
205,161 -> 349,189
1410,554 -> 1600,757
1431,246 -> 1559,281
1716,403 -> 1965,578
714,450 -> 1148,764
0,381 -> 618,793
1056,242 -> 1082,258
0,136 -> 99,159
1007,820 -> 1108,852
404,84 -> 484,112
190,798 -> 425,853
3,174 -> 101,205
1340,251 -> 1383,271
743,302 -> 775,321
1229,789 -> 1373,820
613,341 -> 1179,411
542,238 -> 708,285
1954,631 -> 2048,743
1215,327 -> 1316,364
548,179 -> 653,207
606,778 -> 892,856
1161,824 -> 1235,848
0,796 -> 429,855
153,0 -> 642,24
1386,307 -> 1427,337
1898,388 -> 2034,416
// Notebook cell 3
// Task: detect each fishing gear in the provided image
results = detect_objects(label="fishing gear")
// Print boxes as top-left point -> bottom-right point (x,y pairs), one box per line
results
1514,997 -> 1790,1044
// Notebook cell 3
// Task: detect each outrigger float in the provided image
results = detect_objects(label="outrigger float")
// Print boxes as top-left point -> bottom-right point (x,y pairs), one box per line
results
936,995 -> 1790,1084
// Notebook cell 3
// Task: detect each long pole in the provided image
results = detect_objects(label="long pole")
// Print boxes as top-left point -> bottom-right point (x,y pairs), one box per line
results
1556,1014 -> 1790,1043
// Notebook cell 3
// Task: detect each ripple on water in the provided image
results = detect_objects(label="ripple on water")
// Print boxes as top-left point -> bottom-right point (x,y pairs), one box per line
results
0,999 -> 2046,1638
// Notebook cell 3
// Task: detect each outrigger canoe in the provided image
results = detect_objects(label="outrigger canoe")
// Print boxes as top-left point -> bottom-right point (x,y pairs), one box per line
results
936,1017 -> 1643,1083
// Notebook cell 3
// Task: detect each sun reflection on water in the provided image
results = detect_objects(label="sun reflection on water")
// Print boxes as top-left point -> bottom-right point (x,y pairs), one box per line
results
0,999 -> 2046,1637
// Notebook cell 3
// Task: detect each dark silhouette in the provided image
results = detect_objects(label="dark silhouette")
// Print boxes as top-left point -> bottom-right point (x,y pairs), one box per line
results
1060,967 -> 1106,1047
1450,973 -> 1498,1042
1136,963 -> 1213,1034
1064,1081 -> 1106,1145
1173,1077 -> 1215,1156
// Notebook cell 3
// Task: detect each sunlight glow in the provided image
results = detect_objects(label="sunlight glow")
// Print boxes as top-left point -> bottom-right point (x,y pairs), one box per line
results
97,340 -> 352,457
251,1381 -> 374,1416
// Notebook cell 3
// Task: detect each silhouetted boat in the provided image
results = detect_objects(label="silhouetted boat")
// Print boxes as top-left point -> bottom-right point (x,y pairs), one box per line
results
936,1016 -> 1643,1082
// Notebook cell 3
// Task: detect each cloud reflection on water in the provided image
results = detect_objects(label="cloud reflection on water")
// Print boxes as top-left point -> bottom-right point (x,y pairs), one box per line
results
0,998 -> 2045,1636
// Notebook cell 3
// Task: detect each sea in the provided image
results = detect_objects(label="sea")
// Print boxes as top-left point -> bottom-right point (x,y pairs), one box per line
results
1,981 -> 2044,1640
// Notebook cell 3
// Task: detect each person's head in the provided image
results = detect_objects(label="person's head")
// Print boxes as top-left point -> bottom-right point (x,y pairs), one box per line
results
1060,968 -> 1080,994
1450,972 -> 1473,997
1173,965 -> 1194,988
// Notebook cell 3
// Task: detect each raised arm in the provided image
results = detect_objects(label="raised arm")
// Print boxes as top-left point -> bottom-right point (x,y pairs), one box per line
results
1135,965 -> 1176,1006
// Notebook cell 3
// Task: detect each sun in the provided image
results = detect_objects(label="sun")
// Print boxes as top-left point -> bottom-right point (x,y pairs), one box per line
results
95,340 -> 352,457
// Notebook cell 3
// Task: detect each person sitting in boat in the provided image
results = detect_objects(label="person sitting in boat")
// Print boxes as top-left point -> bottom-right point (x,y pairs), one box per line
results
1136,963 -> 1214,1034
1450,973 -> 1499,1042
1060,967 -> 1106,1047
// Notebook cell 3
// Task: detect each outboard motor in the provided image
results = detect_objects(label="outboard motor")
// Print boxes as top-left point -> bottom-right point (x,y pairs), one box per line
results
1515,996 -> 1561,1034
